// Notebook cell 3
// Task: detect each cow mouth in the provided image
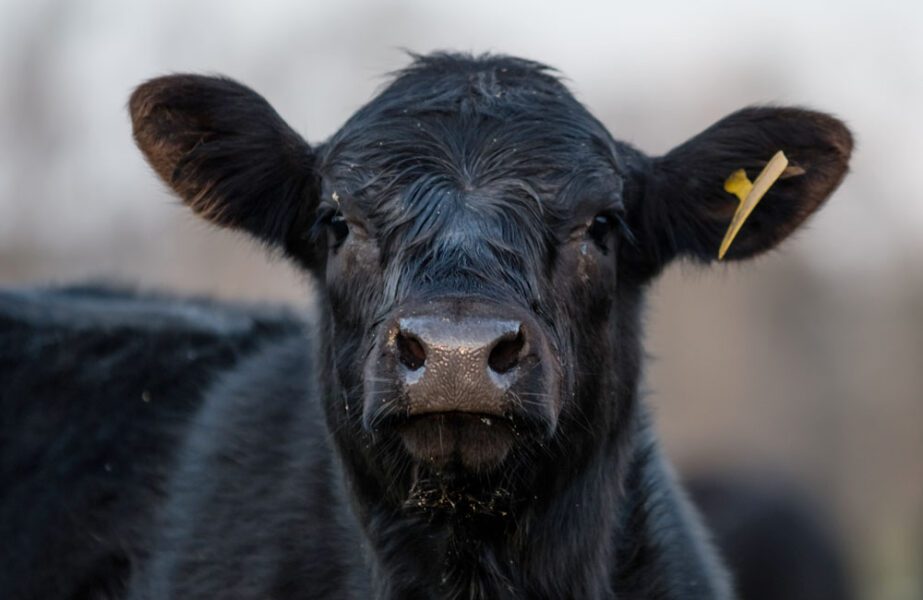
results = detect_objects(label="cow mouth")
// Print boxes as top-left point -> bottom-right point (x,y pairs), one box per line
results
397,412 -> 515,472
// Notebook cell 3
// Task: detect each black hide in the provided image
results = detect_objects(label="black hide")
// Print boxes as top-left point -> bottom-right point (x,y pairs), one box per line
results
2,52 -> 852,600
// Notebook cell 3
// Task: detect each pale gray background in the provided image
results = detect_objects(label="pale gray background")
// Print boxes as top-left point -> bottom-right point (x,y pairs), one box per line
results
2,1 -> 921,597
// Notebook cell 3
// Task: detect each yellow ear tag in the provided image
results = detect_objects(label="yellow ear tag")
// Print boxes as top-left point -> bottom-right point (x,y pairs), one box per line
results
718,150 -> 789,260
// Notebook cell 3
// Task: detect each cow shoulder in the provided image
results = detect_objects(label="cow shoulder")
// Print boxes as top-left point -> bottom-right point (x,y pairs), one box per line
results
0,285 -> 303,600
129,331 -> 367,599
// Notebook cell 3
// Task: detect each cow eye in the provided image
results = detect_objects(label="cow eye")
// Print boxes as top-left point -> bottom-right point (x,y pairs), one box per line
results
327,214 -> 350,246
587,213 -> 616,249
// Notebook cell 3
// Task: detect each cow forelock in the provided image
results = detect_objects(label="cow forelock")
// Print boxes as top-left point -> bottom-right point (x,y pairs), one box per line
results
318,56 -> 625,300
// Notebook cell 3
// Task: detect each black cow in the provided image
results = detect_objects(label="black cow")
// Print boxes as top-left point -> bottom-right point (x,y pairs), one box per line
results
1,53 -> 852,599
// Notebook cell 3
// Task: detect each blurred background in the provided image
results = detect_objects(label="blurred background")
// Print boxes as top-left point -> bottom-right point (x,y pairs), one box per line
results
1,0 -> 920,597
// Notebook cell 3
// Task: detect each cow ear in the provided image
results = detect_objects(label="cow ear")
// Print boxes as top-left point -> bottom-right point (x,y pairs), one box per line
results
129,75 -> 321,267
621,107 -> 852,278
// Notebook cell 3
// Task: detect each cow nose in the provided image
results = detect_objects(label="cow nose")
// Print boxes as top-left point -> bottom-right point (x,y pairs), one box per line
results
396,318 -> 525,375
393,316 -> 527,415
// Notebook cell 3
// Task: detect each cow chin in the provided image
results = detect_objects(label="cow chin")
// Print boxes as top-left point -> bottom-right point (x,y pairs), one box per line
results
397,417 -> 522,518
398,412 -> 515,472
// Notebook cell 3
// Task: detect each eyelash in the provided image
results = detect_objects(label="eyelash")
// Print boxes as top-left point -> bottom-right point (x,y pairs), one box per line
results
323,209 -> 625,254
586,213 -> 617,251
328,213 -> 350,246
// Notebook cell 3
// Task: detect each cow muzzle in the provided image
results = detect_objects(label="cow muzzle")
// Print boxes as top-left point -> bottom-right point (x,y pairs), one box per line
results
363,298 -> 559,471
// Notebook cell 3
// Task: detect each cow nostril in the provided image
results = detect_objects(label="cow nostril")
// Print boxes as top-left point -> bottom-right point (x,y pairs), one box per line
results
396,331 -> 426,371
488,329 -> 525,374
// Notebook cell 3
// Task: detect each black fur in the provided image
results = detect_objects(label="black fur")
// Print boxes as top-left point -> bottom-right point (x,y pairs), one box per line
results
0,285 -> 302,599
3,52 -> 852,599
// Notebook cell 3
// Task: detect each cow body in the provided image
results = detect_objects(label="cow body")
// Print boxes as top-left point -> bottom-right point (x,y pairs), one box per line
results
0,286 -> 303,598
1,52 -> 852,599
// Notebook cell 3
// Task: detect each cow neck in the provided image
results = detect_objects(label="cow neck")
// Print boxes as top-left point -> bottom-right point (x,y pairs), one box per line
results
325,377 -> 642,600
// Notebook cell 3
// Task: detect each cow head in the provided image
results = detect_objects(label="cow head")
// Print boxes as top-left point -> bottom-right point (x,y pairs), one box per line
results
130,53 -> 851,518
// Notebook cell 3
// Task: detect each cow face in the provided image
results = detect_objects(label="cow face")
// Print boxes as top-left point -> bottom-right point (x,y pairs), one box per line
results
129,53 -> 851,514
316,58 -> 634,482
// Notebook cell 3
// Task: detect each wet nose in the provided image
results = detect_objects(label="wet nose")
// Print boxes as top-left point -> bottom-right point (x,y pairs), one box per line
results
393,315 -> 528,415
